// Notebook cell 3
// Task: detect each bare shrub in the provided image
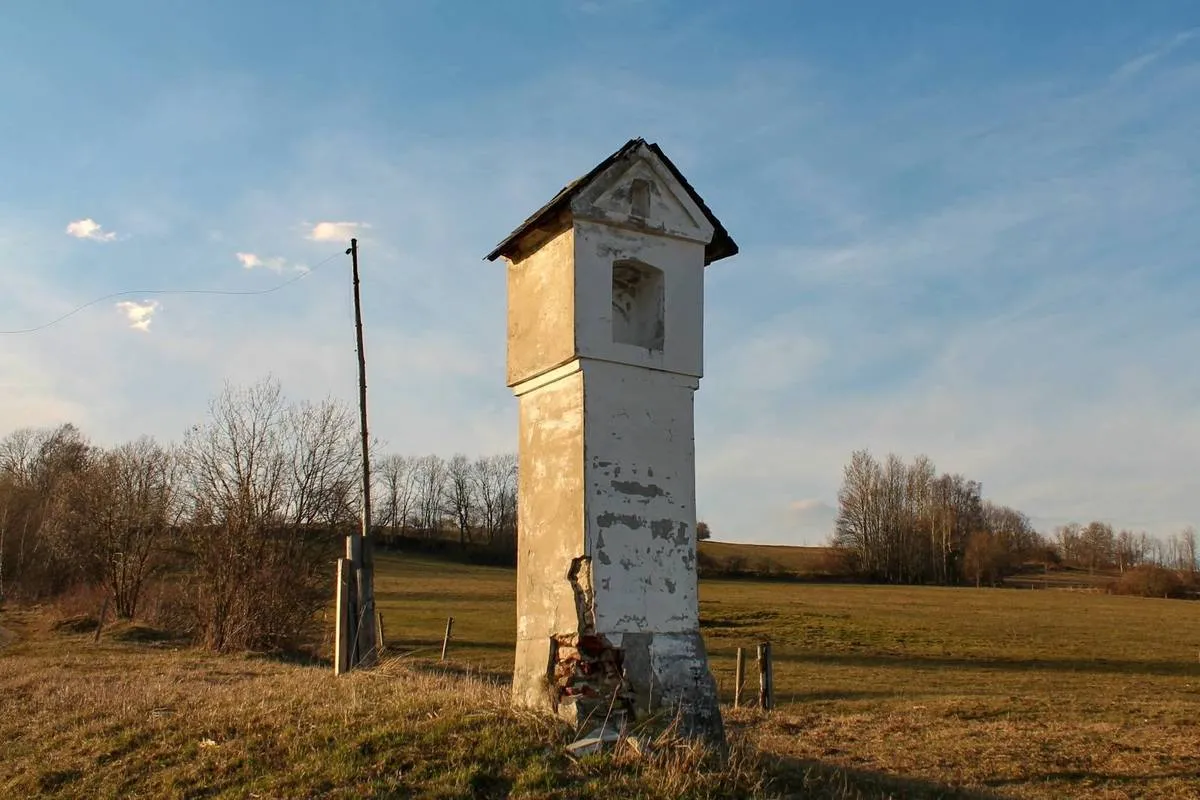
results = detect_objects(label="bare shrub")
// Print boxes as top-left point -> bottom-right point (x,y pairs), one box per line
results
52,437 -> 181,619
1109,564 -> 1187,599
179,378 -> 357,652
50,581 -> 110,625
137,577 -> 196,637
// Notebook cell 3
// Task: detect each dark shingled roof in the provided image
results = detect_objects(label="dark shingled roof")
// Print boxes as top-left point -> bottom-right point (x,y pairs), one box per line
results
484,137 -> 738,266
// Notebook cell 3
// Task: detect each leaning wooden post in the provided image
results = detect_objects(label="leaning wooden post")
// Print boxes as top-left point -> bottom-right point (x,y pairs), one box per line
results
440,616 -> 454,662
734,647 -> 746,708
93,596 -> 109,643
334,558 -> 354,676
757,641 -> 774,711
376,611 -> 386,655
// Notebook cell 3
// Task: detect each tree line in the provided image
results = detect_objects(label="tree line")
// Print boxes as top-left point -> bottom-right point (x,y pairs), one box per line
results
374,452 -> 516,552
0,377 -> 517,651
832,449 -> 1197,588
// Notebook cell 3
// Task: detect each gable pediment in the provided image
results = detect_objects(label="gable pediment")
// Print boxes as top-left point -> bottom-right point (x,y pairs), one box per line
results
569,148 -> 715,244
485,137 -> 737,265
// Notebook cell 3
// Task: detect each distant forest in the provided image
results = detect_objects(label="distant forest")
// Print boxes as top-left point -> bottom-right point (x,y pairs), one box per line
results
830,449 -> 1198,595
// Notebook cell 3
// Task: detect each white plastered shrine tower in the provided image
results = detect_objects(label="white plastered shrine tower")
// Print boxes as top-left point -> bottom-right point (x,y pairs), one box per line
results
485,138 -> 737,741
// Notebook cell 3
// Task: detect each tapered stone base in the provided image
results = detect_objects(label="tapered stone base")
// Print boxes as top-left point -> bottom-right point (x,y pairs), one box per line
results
514,629 -> 724,744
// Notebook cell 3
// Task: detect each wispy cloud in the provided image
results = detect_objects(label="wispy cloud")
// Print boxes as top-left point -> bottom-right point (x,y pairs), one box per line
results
1112,28 -> 1198,81
306,221 -> 369,242
115,300 -> 159,332
65,218 -> 118,242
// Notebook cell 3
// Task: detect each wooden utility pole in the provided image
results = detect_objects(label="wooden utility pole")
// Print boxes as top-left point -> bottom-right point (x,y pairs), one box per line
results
340,237 -> 378,670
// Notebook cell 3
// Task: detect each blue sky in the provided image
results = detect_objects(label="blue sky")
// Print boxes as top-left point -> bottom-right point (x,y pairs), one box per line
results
1,1 -> 1197,544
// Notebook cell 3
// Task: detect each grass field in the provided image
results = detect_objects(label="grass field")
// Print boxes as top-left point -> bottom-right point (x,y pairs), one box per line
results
370,552 -> 1200,798
4,550 -> 1200,798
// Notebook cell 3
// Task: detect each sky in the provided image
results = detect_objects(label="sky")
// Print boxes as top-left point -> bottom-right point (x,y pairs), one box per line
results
1,1 -> 1197,545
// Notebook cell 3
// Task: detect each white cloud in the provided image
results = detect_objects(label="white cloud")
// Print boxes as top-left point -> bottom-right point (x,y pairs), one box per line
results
65,218 -> 118,242
306,221 -> 369,242
115,300 -> 160,332
235,251 -> 293,272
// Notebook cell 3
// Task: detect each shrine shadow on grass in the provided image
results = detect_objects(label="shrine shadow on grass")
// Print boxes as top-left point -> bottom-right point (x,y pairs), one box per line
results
763,754 -> 1004,800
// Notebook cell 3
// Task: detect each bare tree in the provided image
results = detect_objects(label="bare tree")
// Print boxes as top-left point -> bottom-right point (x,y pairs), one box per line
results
834,450 -> 1006,585
0,428 -> 40,483
445,453 -> 475,548
1181,526 -> 1197,574
1055,523 -> 1083,566
0,424 -> 93,599
412,454 -> 447,540
471,454 -> 516,546
1080,521 -> 1115,574
833,449 -> 881,578
495,453 -> 518,548
1115,529 -> 1140,573
66,438 -> 182,618
375,454 -> 417,542
180,378 -> 356,652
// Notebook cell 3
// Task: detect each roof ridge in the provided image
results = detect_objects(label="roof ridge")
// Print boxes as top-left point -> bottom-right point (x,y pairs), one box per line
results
483,138 -> 737,265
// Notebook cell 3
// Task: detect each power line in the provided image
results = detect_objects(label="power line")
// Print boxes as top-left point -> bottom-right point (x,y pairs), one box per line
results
0,250 -> 344,336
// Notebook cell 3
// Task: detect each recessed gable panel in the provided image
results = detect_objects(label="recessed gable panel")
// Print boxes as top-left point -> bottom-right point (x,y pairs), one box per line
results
571,152 -> 715,244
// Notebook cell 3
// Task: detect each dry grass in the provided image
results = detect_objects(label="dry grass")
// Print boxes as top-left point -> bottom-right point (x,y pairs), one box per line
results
5,552 -> 1200,798
375,554 -> 1200,798
0,608 -> 868,799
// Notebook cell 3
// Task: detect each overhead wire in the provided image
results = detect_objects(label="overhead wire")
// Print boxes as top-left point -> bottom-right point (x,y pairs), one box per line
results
0,250 -> 345,335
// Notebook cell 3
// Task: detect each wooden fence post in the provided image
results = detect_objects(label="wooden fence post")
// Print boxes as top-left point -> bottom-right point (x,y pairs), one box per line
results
93,596 -> 109,643
334,558 -> 353,676
734,647 -> 746,708
757,641 -> 774,711
440,616 -> 454,662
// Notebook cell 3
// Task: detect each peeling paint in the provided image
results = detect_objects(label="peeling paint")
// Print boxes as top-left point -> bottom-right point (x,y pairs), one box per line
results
596,511 -> 645,530
611,480 -> 665,498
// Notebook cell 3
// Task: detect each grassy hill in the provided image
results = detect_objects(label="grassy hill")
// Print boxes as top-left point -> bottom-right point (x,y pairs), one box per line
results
5,553 -> 1200,798
697,540 -> 847,579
